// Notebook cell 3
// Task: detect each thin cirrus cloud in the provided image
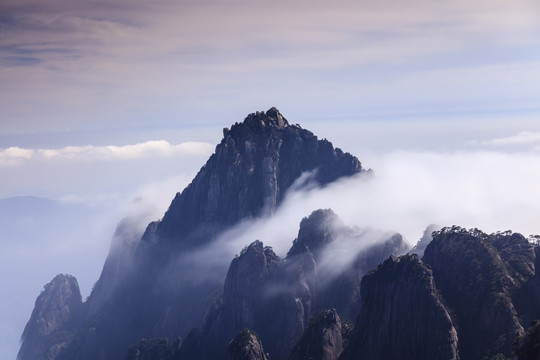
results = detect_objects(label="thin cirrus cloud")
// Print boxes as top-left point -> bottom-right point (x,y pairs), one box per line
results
0,140 -> 214,166
2,0 -> 540,135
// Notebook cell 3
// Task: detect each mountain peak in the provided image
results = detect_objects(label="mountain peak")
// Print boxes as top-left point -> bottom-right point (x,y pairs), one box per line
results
149,108 -> 363,250
245,107 -> 289,129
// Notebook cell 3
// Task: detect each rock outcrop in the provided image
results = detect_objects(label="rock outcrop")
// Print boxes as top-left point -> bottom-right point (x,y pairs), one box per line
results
423,227 -> 530,359
125,337 -> 182,360
18,274 -> 82,360
203,209 -> 409,359
204,240 -> 281,358
288,309 -> 348,360
341,254 -> 459,360
228,329 -> 270,360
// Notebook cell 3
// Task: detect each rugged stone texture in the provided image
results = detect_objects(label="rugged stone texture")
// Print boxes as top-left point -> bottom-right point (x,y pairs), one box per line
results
515,320 -> 540,360
143,107 -> 363,252
341,254 -> 459,360
125,337 -> 182,360
18,274 -> 82,360
205,240 -> 281,356
423,227 -> 529,359
228,329 -> 270,360
204,210 -> 409,360
288,309 -> 346,360
287,209 -> 343,260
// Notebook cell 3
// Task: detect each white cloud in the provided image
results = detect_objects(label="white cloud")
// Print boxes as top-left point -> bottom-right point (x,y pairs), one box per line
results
0,140 -> 213,166
479,131 -> 540,147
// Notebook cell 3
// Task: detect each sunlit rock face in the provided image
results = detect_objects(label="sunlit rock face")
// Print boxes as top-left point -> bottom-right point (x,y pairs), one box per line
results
18,274 -> 82,360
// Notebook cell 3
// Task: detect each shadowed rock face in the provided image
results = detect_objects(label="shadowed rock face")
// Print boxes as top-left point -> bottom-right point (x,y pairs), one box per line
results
204,240 -> 281,355
422,227 -> 536,359
515,320 -> 540,360
18,274 -> 82,360
203,210 -> 409,360
341,254 -> 459,360
228,329 -> 270,360
142,107 -> 363,253
125,337 -> 182,360
288,309 -> 347,360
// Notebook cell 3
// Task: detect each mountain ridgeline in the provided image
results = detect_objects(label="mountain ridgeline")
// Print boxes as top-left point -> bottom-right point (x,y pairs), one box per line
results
18,108 -> 540,360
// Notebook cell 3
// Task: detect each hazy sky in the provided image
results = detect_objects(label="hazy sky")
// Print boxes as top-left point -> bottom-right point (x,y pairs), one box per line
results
2,0 -> 540,359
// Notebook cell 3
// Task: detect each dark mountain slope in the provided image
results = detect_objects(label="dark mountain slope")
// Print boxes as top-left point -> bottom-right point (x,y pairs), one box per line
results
423,227 -> 531,359
341,227 -> 540,360
19,108 -> 365,360
141,107 -> 362,253
202,209 -> 409,359
340,254 -> 459,360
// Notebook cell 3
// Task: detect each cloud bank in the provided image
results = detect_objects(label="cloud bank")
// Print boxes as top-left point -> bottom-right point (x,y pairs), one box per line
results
0,140 -> 213,166
191,148 -> 540,273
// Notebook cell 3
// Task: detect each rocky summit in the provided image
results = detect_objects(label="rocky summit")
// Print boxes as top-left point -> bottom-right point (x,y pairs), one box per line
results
18,108 -> 540,360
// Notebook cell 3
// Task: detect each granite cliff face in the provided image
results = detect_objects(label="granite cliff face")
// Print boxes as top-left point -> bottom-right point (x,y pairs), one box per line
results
422,227 -> 537,359
288,309 -> 349,360
142,107 -> 362,252
18,274 -> 82,360
338,227 -> 540,360
341,254 -> 459,360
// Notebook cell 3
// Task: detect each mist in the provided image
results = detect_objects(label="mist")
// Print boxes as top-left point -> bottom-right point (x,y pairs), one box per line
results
4,140 -> 540,359
161,147 -> 540,293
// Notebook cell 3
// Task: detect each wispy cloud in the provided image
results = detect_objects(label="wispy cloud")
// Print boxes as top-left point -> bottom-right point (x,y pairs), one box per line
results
2,0 -> 540,134
0,140 -> 213,166
478,131 -> 540,147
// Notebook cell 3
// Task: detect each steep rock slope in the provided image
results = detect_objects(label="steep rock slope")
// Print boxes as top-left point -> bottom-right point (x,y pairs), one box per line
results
142,107 -> 362,252
423,227 -> 534,359
288,309 -> 349,360
20,108 -> 365,360
340,254 -> 459,360
17,274 -> 82,360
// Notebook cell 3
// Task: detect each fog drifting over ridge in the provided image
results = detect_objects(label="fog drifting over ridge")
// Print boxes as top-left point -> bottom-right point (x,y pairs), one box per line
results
188,148 -> 540,266
3,131 -> 540,359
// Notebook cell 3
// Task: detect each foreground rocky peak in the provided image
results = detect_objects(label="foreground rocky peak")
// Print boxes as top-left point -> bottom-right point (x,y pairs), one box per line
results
422,226 -> 534,359
288,309 -> 348,360
18,274 -> 82,360
228,329 -> 270,360
341,254 -> 459,360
